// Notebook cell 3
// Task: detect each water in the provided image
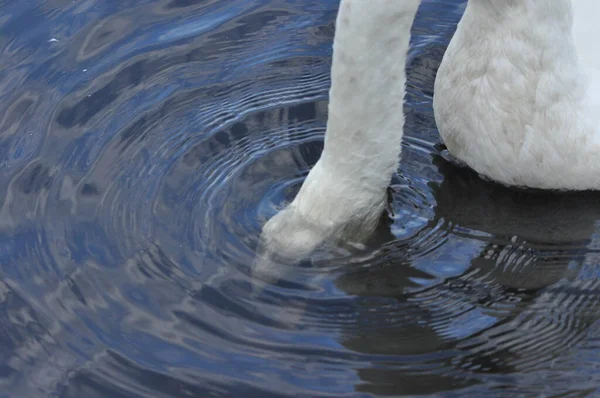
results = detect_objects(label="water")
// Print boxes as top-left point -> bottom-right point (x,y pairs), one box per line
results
2,0 -> 600,396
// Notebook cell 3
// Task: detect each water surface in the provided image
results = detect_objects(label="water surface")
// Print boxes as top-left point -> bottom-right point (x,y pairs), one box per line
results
2,0 -> 600,397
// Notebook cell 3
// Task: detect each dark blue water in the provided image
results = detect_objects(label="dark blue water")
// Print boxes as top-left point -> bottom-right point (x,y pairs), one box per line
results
2,0 -> 600,396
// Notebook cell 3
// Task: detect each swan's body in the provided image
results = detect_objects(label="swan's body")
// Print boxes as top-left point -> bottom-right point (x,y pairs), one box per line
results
434,0 -> 600,189
256,0 -> 420,266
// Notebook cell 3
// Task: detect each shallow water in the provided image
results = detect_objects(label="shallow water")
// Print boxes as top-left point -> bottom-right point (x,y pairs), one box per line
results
2,0 -> 600,397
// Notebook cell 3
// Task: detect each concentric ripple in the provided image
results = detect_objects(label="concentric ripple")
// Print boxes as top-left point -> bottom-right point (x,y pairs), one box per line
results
2,0 -> 600,397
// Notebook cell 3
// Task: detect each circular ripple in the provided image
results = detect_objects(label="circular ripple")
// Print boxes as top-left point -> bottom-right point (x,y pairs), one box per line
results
2,0 -> 600,397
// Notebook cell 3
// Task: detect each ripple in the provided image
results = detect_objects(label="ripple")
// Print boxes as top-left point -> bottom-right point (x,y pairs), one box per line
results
3,0 -> 600,397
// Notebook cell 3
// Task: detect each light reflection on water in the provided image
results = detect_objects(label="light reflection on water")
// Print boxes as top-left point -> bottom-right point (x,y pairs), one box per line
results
1,0 -> 600,397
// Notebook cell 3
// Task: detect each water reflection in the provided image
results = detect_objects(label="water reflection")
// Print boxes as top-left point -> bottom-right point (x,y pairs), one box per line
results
2,0 -> 600,396
335,156 -> 600,395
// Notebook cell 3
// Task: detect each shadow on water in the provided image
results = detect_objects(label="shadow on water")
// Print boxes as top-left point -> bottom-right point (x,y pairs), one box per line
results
336,156 -> 600,396
2,0 -> 600,397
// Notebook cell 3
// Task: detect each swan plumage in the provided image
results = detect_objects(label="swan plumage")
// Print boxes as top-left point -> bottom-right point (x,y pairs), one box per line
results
434,0 -> 600,189
256,0 -> 600,272
255,0 -> 420,268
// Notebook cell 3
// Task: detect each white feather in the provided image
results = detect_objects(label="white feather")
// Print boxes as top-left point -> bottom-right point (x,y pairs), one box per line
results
255,0 -> 420,270
434,0 -> 600,189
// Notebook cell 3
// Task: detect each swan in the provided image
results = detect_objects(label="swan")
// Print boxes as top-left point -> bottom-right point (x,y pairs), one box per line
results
255,0 -> 421,268
434,0 -> 600,190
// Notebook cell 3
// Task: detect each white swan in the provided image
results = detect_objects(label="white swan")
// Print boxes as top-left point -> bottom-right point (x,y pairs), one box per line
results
434,0 -> 600,190
255,0 -> 421,267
